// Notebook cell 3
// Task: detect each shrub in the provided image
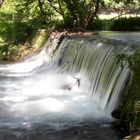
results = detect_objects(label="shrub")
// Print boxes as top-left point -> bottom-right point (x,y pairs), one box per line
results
110,17 -> 140,31
12,22 -> 33,44
87,18 -> 104,30
0,43 -> 18,60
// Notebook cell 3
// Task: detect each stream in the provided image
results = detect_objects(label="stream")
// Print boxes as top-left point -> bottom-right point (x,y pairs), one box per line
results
0,32 -> 139,140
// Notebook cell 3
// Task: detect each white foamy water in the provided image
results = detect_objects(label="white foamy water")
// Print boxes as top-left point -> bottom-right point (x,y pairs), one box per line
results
0,44 -> 107,129
0,69 -> 107,128
0,35 -> 131,130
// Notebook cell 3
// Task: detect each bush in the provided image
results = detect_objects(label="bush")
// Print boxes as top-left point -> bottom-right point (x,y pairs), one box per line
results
0,21 -> 13,42
87,19 -> 104,30
54,18 -> 106,31
0,21 -> 33,44
0,43 -> 18,60
12,22 -> 33,44
53,20 -> 66,30
110,17 -> 140,31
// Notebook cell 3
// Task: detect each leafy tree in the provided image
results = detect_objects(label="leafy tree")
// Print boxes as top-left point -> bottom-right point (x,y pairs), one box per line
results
38,0 -> 47,23
103,0 -> 140,13
47,0 -> 102,29
0,0 -> 54,43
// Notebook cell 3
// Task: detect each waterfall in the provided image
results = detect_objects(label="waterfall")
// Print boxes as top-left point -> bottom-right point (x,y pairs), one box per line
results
56,36 -> 130,115
0,34 -> 131,130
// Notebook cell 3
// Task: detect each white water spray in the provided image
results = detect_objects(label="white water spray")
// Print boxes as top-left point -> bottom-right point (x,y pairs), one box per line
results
0,35 -> 130,129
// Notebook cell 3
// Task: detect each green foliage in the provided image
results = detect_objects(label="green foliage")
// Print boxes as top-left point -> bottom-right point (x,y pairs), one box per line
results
0,0 -> 140,61
0,0 -> 53,61
0,43 -> 18,60
110,17 -> 140,31
103,0 -> 139,10
116,49 -> 140,132
0,20 -> 34,44
87,19 -> 104,30
0,21 -> 12,41
53,20 -> 65,30
48,0 -> 101,29
12,22 -> 33,44
54,18 -> 114,31
102,19 -> 114,30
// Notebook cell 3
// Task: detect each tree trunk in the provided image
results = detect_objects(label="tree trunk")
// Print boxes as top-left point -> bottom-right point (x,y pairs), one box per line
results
93,0 -> 100,17
37,0 -> 47,24
48,0 -> 66,22
85,0 -> 101,28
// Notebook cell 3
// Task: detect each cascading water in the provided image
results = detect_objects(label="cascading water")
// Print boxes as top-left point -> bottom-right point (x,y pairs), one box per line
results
57,37 -> 130,116
0,33 -> 131,140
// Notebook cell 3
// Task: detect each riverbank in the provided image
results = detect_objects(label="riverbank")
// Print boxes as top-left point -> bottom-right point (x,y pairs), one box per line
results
2,29 -> 51,62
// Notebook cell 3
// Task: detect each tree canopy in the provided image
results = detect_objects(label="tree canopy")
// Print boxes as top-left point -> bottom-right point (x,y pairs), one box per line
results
1,0 -> 139,29
0,0 -> 139,46
48,0 -> 101,28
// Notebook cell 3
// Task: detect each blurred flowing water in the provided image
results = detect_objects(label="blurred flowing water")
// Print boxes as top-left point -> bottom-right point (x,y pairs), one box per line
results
0,34 -> 135,140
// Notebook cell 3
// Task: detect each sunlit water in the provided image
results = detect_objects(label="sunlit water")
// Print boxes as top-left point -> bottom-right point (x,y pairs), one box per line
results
0,54 -> 119,140
99,31 -> 140,44
0,35 -> 133,139
0,64 -> 107,128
